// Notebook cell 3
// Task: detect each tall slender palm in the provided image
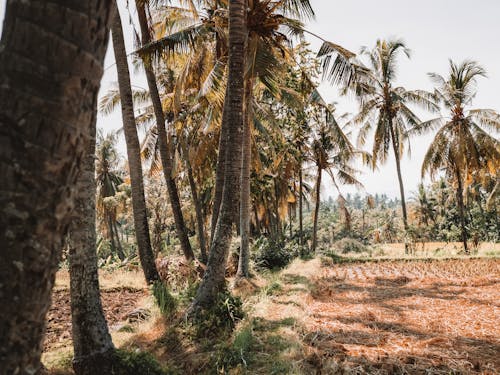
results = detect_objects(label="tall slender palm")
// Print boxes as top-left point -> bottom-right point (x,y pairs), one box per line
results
135,0 -> 195,261
310,107 -> 362,252
351,39 -> 439,252
96,131 -> 125,260
237,0 -> 316,278
68,113 -> 116,375
0,1 -> 114,372
417,60 -> 500,252
111,8 -> 159,283
191,0 -> 247,309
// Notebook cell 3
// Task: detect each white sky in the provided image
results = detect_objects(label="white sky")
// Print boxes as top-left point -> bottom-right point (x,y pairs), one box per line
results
1,1 -> 499,199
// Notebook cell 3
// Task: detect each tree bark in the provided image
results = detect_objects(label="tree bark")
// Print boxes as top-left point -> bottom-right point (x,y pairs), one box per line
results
112,9 -> 159,284
237,78 -> 253,278
135,1 -> 195,261
113,220 -> 125,260
0,1 -> 114,372
455,169 -> 469,253
389,121 -> 409,253
191,0 -> 247,309
211,131 -> 228,243
68,118 -> 116,375
187,162 -> 208,263
299,166 -> 304,245
312,165 -> 322,252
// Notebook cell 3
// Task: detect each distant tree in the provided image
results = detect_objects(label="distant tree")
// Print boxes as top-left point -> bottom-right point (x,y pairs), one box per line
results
96,131 -> 125,260
417,60 -> 500,252
351,39 -> 439,252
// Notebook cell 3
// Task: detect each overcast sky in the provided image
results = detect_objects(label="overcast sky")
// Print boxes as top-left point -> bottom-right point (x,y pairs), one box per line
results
1,1 -> 499,199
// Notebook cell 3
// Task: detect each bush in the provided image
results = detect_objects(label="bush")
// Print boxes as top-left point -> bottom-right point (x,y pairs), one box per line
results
189,290 -> 244,338
253,237 -> 298,270
332,238 -> 368,254
113,349 -> 171,375
215,325 -> 254,372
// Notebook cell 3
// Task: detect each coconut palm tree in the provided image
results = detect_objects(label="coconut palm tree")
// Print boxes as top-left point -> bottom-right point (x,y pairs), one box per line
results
190,0 -> 247,310
350,39 -> 439,252
111,8 -> 160,283
416,60 -> 500,252
135,0 -> 196,262
0,1 -> 114,372
96,130 -> 125,260
309,106 -> 363,252
68,113 -> 116,375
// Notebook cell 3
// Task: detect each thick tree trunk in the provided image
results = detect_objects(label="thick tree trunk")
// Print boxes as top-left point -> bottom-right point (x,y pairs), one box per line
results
68,119 -> 116,375
112,9 -> 159,284
389,122 -> 409,253
312,165 -> 322,252
237,78 -> 253,278
187,163 -> 208,263
0,1 -> 113,372
135,1 -> 195,261
455,169 -> 469,253
191,0 -> 247,309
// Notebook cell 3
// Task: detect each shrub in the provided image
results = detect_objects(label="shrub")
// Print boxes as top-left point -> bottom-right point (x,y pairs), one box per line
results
189,290 -> 244,338
332,238 -> 368,254
113,349 -> 171,375
253,237 -> 297,270
215,324 -> 254,372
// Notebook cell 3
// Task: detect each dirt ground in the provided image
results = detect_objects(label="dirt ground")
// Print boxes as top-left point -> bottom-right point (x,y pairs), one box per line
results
44,269 -> 148,352
44,258 -> 499,374
258,257 -> 500,374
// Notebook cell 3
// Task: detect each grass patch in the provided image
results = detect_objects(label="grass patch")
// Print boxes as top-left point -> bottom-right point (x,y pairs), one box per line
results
113,349 -> 173,374
152,281 -> 177,318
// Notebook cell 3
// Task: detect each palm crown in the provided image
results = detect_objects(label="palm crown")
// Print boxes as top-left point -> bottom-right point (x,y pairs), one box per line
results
419,60 -> 500,180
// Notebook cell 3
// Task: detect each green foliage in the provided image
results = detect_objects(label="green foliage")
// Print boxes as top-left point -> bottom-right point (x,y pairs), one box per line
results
253,237 -> 300,270
214,325 -> 254,372
264,281 -> 283,296
152,281 -> 177,318
113,349 -> 171,375
189,290 -> 244,339
333,238 -> 368,254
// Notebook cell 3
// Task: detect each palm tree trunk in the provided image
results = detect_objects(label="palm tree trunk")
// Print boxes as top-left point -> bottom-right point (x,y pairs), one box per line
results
312,165 -> 322,252
299,166 -> 304,245
191,0 -> 247,309
209,24 -> 233,244
389,122 -> 409,252
135,2 -> 195,262
107,216 -> 117,255
68,118 -> 116,375
113,220 -> 125,260
237,78 -> 253,278
187,163 -> 208,263
0,1 -> 113,372
111,9 -> 159,284
455,169 -> 469,253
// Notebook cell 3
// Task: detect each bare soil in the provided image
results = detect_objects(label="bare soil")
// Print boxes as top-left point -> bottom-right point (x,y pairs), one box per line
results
44,286 -> 147,351
270,257 -> 500,374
